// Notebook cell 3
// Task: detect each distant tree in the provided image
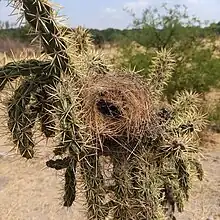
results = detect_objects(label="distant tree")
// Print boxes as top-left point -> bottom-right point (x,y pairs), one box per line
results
208,22 -> 220,35
92,32 -> 105,48
5,21 -> 9,29
121,4 -> 219,101
0,21 -> 4,29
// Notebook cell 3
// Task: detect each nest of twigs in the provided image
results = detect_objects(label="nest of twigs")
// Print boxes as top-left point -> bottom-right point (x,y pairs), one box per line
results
80,72 -> 154,153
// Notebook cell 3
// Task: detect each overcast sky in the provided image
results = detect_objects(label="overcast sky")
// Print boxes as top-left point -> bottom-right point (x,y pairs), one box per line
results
0,0 -> 220,29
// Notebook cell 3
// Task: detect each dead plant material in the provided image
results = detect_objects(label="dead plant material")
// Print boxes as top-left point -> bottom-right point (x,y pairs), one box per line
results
80,72 -> 154,153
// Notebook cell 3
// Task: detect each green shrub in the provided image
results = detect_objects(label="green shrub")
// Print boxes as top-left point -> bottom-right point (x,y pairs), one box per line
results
120,4 -> 220,102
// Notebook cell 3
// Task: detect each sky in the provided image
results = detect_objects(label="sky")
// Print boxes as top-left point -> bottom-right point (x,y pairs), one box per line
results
0,0 -> 220,29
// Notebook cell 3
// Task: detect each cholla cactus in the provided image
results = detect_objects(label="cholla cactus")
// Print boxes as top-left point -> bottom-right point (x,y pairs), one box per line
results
0,1 -> 207,219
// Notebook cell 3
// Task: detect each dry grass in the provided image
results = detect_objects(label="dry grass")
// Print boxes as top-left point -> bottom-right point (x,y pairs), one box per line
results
0,38 -> 40,58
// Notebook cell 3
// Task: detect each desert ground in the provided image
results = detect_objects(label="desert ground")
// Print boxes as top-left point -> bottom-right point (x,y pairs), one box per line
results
0,121 -> 220,220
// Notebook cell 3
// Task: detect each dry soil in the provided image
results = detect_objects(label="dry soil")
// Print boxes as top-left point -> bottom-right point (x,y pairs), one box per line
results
0,128 -> 220,220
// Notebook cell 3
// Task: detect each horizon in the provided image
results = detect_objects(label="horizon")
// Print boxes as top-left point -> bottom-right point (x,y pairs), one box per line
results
0,0 -> 220,29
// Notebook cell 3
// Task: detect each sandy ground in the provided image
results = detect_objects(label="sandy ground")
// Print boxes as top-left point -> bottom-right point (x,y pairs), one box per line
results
0,136 -> 87,220
0,132 -> 219,220
0,124 -> 220,220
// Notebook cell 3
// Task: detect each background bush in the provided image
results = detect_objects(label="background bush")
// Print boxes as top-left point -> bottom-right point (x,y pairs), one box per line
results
120,4 -> 220,102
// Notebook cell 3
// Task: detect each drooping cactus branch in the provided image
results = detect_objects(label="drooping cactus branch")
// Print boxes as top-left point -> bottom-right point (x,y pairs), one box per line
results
8,80 -> 37,158
0,0 -> 74,159
0,59 -> 51,91
1,59 -> 61,158
46,156 -> 77,207
63,159 -> 77,207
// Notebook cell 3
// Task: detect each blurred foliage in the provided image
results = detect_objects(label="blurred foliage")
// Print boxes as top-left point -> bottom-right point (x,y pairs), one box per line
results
208,102 -> 220,123
120,4 -> 220,102
0,23 -> 31,42
207,101 -> 220,132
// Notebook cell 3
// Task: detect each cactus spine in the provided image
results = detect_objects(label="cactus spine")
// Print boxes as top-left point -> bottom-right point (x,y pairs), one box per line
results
0,1 -> 206,219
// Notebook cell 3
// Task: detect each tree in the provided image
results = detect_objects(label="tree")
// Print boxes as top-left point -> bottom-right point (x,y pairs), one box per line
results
121,4 -> 219,101
5,21 -> 9,29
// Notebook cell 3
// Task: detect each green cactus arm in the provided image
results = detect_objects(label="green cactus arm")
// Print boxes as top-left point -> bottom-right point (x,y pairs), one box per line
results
80,155 -> 106,219
34,85 -> 56,138
18,0 -> 69,71
63,160 -> 77,207
147,48 -> 176,98
52,94 -> 82,156
46,156 -> 77,207
8,80 -> 38,159
0,59 -> 51,91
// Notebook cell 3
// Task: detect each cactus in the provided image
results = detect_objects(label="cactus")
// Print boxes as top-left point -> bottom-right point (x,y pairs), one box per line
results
0,1 -> 207,219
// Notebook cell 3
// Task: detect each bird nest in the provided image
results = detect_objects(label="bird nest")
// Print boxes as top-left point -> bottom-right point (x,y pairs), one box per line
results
79,72 -> 154,154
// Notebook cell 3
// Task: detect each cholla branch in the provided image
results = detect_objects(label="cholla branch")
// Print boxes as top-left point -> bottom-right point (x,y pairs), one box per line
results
148,48 -> 176,98
0,59 -> 51,90
0,1 -> 207,219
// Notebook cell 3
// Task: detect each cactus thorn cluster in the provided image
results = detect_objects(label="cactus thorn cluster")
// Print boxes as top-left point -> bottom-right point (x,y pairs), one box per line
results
0,1 -> 207,219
